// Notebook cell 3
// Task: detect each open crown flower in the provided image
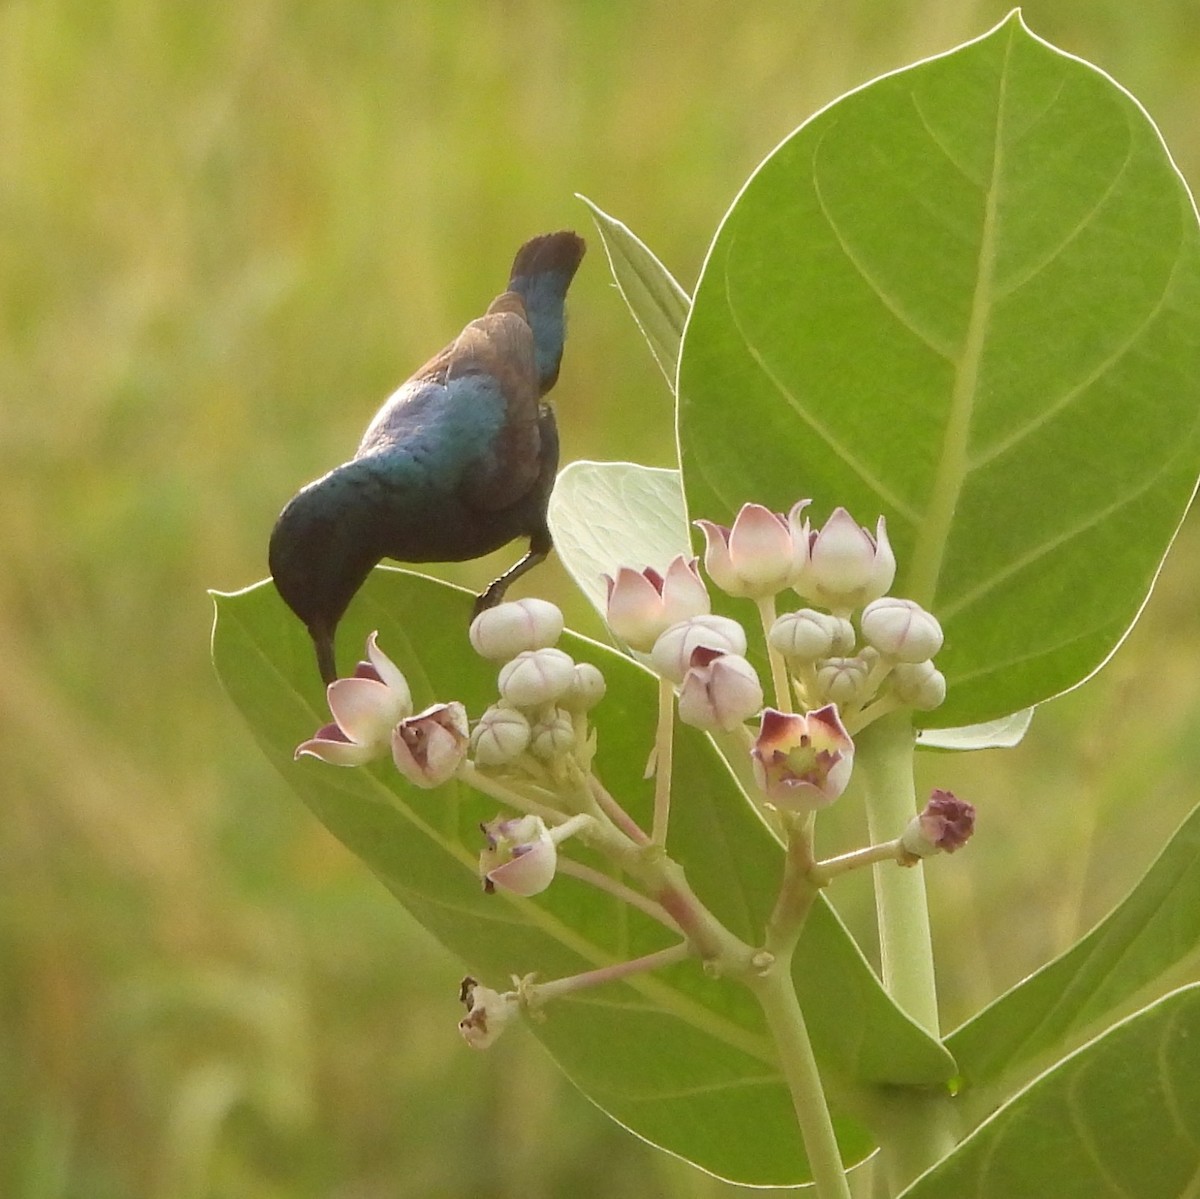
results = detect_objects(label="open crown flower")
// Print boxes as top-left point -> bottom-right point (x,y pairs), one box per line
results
479,813 -> 559,897
695,501 -> 810,599
751,704 -> 855,811
677,647 -> 764,733
296,631 -> 413,766
392,702 -> 469,788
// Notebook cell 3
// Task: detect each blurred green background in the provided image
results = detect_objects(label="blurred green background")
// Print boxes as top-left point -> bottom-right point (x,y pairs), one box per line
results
4,1 -> 1200,1196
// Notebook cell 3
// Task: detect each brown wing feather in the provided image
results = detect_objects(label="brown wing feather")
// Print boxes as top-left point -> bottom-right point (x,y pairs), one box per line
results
448,292 -> 544,513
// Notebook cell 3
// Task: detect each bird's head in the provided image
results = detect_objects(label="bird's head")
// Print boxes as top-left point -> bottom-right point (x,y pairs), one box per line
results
268,472 -> 381,683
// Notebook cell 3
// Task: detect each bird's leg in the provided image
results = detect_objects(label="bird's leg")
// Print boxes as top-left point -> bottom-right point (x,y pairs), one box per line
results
472,528 -> 553,619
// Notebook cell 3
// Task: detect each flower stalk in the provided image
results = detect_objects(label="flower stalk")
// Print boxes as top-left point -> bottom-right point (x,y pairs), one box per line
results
651,675 -> 675,845
757,593 -> 794,713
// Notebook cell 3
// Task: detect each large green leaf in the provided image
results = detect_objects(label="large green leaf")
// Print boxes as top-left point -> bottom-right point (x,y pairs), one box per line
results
678,12 -> 1200,729
212,569 -> 953,1186
902,984 -> 1200,1198
947,800 -> 1200,1120
546,460 -> 690,613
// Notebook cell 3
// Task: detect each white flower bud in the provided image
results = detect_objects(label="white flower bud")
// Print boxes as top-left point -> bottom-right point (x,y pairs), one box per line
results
497,647 -> 576,708
814,656 -> 872,706
769,608 -> 851,662
529,707 -> 576,761
890,660 -> 947,710
469,598 -> 564,661
561,662 -> 606,712
470,704 -> 532,766
649,615 -> 748,684
861,597 -> 943,662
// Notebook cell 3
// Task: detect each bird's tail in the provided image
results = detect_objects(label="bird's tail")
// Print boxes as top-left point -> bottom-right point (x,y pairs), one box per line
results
505,231 -> 586,394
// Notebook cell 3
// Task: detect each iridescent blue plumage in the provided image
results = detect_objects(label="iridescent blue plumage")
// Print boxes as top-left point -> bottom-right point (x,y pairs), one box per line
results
269,231 -> 586,683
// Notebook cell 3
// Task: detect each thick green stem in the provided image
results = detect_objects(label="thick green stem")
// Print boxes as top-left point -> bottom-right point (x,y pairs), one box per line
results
749,964 -> 852,1199
854,711 -> 939,1037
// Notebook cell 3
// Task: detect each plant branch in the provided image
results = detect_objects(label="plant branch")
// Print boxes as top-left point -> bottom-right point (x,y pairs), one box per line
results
748,963 -> 851,1199
556,858 -> 683,933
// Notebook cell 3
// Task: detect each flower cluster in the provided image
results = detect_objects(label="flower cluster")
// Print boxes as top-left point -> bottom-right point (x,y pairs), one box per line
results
468,597 -> 606,777
602,501 -> 947,813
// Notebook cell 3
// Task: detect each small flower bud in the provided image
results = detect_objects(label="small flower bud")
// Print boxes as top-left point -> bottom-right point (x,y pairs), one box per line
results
458,976 -> 519,1049
861,597 -> 944,662
900,789 -> 976,861
529,707 -> 576,761
391,702 -> 469,788
561,662 -> 606,713
479,814 -> 558,896
677,648 -> 764,732
796,508 -> 896,611
694,500 -> 810,598
469,598 -> 564,661
470,704 -> 532,766
497,647 -> 577,708
814,656 -> 873,706
649,614 -> 748,684
750,705 -> 855,811
768,608 -> 853,662
603,556 -> 710,651
890,660 -> 947,710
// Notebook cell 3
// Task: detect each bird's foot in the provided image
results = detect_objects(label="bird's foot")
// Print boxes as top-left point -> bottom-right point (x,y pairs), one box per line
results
472,578 -> 506,620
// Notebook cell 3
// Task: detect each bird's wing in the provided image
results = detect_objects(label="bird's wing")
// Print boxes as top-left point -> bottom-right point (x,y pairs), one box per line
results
446,294 -> 547,513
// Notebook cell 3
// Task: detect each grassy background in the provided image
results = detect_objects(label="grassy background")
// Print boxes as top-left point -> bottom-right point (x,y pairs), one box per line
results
3,2 -> 1200,1196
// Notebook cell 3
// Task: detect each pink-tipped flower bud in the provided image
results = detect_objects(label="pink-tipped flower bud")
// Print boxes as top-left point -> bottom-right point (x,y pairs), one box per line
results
649,614 -> 747,684
676,647 -> 764,733
561,662 -> 606,713
497,647 -> 576,708
750,704 -> 855,812
529,707 -> 576,761
469,598 -> 564,661
861,597 -> 943,662
796,508 -> 896,612
479,814 -> 558,896
900,790 -> 975,862
391,702 -> 469,788
694,500 -> 810,599
814,656 -> 873,707
602,555 -> 710,651
470,704 -> 532,766
889,660 -> 947,710
458,976 -> 519,1050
